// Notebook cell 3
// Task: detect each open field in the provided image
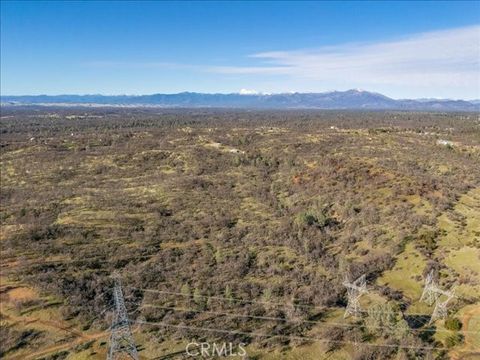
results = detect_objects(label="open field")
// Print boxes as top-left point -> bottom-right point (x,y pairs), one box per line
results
1,108 -> 479,359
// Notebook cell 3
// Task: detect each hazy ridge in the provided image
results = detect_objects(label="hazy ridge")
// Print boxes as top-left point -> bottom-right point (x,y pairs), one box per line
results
2,89 -> 478,111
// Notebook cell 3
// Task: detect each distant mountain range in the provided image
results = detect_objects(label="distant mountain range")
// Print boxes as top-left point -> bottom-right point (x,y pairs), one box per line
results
1,90 -> 478,111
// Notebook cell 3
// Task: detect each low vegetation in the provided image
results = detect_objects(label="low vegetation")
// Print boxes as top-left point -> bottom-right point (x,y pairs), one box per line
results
1,107 -> 479,359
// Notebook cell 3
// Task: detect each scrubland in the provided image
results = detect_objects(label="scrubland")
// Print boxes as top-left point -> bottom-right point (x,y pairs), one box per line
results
1,108 -> 479,359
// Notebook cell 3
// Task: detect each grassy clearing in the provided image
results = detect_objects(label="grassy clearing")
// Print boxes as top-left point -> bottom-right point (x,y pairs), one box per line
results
378,243 -> 426,301
405,194 -> 433,216
435,188 -> 480,303
443,247 -> 480,302
437,187 -> 480,248
445,247 -> 480,275
56,209 -> 119,227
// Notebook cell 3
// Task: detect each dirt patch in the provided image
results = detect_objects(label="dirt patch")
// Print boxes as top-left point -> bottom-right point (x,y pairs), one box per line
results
462,306 -> 480,350
5,287 -> 38,302
451,305 -> 480,359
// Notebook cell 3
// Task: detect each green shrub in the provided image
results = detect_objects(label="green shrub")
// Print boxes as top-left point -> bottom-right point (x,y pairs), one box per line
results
296,210 -> 333,229
444,317 -> 462,331
297,212 -> 317,226
445,333 -> 463,348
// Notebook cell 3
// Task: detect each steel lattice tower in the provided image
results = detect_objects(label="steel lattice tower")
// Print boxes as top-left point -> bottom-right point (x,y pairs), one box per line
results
343,274 -> 368,318
420,271 -> 455,324
420,270 -> 440,306
429,288 -> 455,325
107,273 -> 139,360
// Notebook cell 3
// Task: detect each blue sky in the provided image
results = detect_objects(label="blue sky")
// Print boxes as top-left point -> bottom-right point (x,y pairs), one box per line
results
1,1 -> 479,98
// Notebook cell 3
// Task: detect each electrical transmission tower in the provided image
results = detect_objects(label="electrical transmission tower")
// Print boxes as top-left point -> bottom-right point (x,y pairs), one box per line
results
420,271 -> 455,324
107,273 -> 139,360
343,274 -> 368,318
420,270 -> 440,305
429,288 -> 455,325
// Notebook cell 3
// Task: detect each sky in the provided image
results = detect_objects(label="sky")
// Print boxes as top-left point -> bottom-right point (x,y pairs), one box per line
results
1,1 -> 479,99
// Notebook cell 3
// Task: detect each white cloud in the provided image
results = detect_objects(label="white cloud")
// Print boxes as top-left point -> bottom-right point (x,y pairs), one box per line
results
239,88 -> 259,95
209,25 -> 480,98
80,26 -> 480,98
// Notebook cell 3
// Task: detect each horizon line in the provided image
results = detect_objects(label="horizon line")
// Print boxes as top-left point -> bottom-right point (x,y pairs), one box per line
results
2,89 -> 478,102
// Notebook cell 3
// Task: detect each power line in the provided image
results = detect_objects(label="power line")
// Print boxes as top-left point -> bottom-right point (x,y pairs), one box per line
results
5,254 -> 478,339
4,259 -> 476,322
3,256 -> 475,356
5,249 -> 475,321
129,286 -> 468,318
134,319 -> 450,352
129,286 -> 327,311
140,303 -> 479,334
